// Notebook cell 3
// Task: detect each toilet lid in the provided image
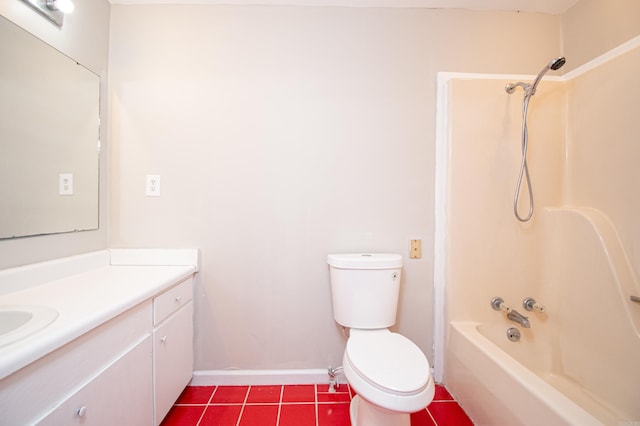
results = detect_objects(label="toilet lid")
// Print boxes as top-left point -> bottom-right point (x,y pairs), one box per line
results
346,330 -> 430,394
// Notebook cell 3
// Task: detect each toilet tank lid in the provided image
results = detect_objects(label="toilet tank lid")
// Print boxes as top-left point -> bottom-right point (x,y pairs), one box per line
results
327,253 -> 402,269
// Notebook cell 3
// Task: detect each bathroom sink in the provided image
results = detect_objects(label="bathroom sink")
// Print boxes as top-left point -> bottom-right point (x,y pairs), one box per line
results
0,305 -> 58,347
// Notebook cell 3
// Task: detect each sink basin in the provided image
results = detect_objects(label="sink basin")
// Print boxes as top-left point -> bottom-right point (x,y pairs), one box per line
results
0,305 -> 58,347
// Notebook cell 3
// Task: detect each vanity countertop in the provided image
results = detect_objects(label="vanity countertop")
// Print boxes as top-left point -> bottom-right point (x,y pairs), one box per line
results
0,250 -> 197,381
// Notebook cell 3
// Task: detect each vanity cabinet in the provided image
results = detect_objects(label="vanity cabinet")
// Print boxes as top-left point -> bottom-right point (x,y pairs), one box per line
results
153,278 -> 194,425
0,275 -> 195,426
1,302 -> 153,426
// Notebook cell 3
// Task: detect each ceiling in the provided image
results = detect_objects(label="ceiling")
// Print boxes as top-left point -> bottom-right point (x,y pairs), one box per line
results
108,0 -> 581,15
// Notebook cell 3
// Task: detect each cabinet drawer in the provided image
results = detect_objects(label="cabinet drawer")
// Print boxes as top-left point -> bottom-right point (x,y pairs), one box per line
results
153,278 -> 193,325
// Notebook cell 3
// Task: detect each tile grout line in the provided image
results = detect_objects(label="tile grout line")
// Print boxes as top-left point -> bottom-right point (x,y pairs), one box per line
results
315,384 -> 319,426
427,406 -> 439,426
275,385 -> 284,426
235,386 -> 251,426
195,385 -> 218,426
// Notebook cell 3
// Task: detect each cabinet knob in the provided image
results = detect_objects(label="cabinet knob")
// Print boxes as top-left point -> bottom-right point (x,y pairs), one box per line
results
76,406 -> 87,417
175,295 -> 182,303
160,336 -> 167,343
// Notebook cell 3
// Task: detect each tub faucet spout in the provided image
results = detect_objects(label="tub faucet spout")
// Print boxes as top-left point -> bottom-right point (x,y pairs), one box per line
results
507,309 -> 530,328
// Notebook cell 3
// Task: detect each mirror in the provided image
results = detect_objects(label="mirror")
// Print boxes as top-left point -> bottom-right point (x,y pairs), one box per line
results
0,15 -> 100,239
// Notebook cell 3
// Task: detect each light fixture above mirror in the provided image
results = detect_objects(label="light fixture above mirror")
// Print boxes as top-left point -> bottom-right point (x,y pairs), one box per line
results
19,0 -> 74,27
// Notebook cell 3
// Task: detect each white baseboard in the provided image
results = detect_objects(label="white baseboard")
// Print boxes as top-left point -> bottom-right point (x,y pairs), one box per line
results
190,369 -> 340,386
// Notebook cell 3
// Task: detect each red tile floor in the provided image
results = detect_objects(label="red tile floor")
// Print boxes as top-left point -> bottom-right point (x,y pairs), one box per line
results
161,383 -> 474,426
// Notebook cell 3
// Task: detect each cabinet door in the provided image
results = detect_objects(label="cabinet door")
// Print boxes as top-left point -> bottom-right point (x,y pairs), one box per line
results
38,335 -> 153,426
154,301 -> 193,425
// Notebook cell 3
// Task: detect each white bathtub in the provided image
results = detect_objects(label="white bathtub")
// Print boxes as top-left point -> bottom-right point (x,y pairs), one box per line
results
447,321 -> 608,426
444,208 -> 640,426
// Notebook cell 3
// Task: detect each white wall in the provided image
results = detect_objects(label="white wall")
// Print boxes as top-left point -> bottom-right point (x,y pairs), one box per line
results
0,0 -> 110,269
109,5 -> 560,371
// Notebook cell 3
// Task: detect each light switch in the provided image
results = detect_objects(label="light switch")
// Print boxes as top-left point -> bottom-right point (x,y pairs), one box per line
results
146,174 -> 161,196
59,173 -> 73,195
410,239 -> 422,259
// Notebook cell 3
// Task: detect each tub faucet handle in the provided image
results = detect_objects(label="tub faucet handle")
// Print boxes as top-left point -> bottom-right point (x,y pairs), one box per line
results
523,297 -> 546,313
491,297 -> 512,313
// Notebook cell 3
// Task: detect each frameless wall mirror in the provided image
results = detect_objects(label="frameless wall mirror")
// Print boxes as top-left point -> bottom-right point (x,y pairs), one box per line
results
0,15 -> 100,239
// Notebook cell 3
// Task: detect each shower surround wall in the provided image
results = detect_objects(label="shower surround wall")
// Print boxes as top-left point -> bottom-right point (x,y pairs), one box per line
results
441,41 -> 640,424
444,78 -> 565,325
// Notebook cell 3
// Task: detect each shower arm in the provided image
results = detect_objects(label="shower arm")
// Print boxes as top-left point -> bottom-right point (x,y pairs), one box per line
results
506,57 -> 566,97
505,81 -> 531,94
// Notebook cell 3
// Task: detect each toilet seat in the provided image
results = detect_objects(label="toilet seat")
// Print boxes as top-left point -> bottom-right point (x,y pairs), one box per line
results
345,329 -> 430,396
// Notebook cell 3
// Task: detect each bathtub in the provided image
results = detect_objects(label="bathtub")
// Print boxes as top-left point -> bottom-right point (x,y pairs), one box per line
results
443,208 -> 640,426
447,321 -> 607,425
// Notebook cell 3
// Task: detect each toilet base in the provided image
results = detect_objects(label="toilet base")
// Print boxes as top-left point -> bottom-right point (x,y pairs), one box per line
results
350,395 -> 411,426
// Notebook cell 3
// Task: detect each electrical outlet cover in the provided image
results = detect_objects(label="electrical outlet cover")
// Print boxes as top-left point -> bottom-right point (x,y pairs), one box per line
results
59,173 -> 73,195
146,174 -> 161,196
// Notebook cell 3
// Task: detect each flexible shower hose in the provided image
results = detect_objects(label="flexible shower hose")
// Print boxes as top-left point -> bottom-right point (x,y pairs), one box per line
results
514,93 -> 534,222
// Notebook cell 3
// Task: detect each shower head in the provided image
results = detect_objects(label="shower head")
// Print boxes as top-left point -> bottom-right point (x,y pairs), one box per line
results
549,56 -> 566,70
530,56 -> 566,95
505,56 -> 566,96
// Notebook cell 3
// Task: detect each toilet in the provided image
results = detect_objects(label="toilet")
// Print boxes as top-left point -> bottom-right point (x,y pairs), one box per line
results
327,253 -> 434,426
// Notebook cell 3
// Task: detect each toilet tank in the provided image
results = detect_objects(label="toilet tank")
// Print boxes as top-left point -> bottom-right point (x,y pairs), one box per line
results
327,253 -> 402,329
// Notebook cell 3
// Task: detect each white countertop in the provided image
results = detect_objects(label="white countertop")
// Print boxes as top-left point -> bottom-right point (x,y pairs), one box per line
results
0,250 -> 197,380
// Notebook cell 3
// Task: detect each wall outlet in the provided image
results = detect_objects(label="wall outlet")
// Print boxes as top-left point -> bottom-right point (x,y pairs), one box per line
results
146,174 -> 161,196
59,173 -> 73,195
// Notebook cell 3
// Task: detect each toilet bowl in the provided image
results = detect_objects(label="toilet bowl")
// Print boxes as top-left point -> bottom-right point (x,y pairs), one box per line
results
343,329 -> 434,425
327,254 -> 435,426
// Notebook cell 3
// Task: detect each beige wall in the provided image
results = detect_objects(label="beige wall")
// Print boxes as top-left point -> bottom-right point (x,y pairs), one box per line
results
443,0 -> 640,373
442,41 -> 640,416
0,0 -> 110,268
562,0 -> 640,70
566,46 -> 640,277
561,0 -> 640,278
108,5 -> 560,371
445,78 -> 565,324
